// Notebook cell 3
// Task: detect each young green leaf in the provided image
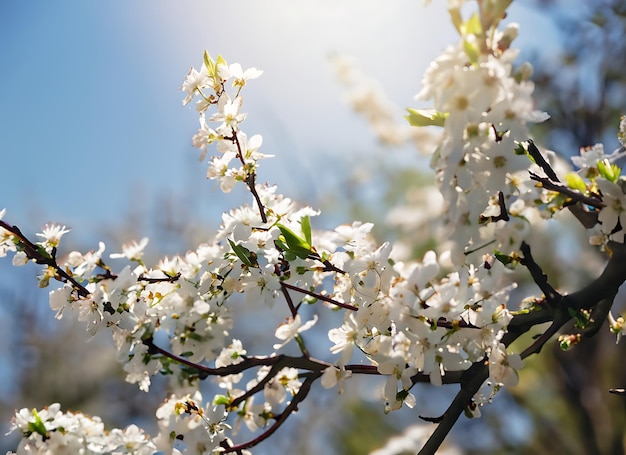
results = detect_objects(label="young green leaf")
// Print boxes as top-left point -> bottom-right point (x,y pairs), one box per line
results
228,239 -> 254,267
564,172 -> 587,192
462,13 -> 483,37
405,108 -> 448,127
463,39 -> 480,65
597,158 -> 621,183
203,50 -> 215,74
277,224 -> 312,260
301,215 -> 312,246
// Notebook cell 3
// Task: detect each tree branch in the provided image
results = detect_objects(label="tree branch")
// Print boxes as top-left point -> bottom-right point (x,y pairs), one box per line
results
527,139 -> 560,182
529,172 -> 604,209
220,373 -> 321,453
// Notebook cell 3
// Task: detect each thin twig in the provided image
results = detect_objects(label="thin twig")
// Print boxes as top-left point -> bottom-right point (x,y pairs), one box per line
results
279,282 -> 298,316
0,221 -> 91,297
220,374 -> 320,453
229,130 -> 268,223
281,281 -> 358,311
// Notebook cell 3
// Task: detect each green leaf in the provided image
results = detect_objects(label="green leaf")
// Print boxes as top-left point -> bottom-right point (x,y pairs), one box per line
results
213,395 -> 230,406
301,215 -> 312,246
405,108 -> 448,127
203,50 -> 215,74
564,172 -> 587,192
448,4 -> 463,35
597,158 -> 621,183
274,238 -> 289,252
283,251 -> 297,262
228,239 -> 254,267
463,39 -> 480,65
462,13 -> 483,36
494,252 -> 518,269
204,50 -> 227,89
277,224 -> 312,260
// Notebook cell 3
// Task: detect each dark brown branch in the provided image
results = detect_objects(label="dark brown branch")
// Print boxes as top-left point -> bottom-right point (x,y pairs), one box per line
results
0,221 -> 91,298
564,241 -> 626,312
567,202 -> 600,228
527,139 -> 560,182
145,337 -> 278,378
479,191 -> 510,223
137,271 -> 181,283
520,241 -> 562,304
418,362 -> 490,455
529,172 -> 604,209
221,374 -> 320,453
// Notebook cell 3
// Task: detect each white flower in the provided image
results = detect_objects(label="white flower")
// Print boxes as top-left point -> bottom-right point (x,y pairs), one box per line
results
488,343 -> 523,387
571,143 -> 607,170
320,365 -> 352,393
210,95 -> 246,130
328,313 -> 359,364
273,314 -> 318,350
36,223 -> 70,249
225,63 -> 263,90
180,65 -> 209,105
597,178 -> 626,242
608,311 -> 626,343
110,237 -> 149,261
192,114 -> 222,160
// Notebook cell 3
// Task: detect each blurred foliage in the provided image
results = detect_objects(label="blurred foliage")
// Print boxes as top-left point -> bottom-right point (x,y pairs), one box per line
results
527,0 -> 626,155
332,401 -> 398,454
514,1 -> 626,454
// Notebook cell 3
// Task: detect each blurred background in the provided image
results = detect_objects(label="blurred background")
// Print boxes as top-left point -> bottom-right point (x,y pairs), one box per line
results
2,0 -> 626,453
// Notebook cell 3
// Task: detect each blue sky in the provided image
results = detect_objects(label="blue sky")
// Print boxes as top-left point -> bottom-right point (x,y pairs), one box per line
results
0,1 -> 555,242
0,2 -> 444,234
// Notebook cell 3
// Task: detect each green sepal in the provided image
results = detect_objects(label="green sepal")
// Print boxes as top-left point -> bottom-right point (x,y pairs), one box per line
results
405,108 -> 448,127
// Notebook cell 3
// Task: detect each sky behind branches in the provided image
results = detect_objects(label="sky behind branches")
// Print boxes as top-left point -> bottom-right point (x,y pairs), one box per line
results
0,1 -> 554,238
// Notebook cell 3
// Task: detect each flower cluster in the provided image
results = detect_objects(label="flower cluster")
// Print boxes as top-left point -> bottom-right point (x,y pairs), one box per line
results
565,136 -> 626,245
7,404 -> 156,455
409,10 -> 550,264
182,52 -> 265,193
